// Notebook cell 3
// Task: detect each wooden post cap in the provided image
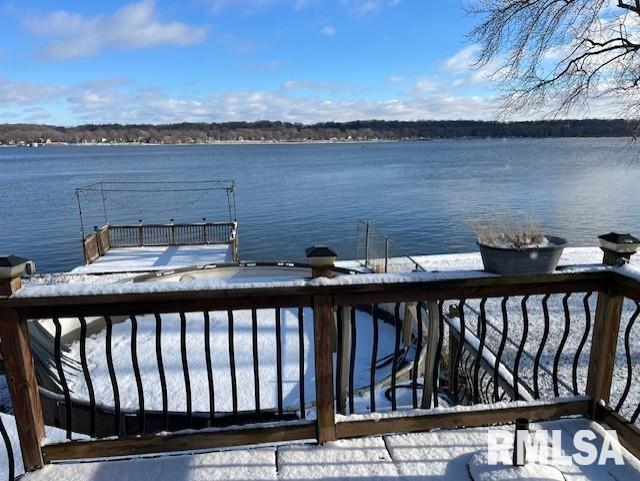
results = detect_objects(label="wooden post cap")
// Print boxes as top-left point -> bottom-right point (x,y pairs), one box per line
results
598,232 -> 640,265
306,246 -> 336,278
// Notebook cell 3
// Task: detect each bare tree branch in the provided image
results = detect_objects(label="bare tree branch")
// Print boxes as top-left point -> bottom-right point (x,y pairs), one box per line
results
468,0 -> 640,127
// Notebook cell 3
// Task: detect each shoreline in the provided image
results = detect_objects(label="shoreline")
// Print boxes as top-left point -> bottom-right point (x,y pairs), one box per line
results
0,136 -> 634,148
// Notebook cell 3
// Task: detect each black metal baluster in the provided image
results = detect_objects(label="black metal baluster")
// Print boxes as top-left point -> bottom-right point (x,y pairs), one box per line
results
573,293 -> 593,395
473,299 -> 488,404
349,306 -> 357,414
297,307 -> 306,419
513,296 -> 529,400
0,412 -> 16,481
391,303 -> 401,411
105,315 -> 121,436
179,312 -> 192,426
493,297 -> 509,402
553,293 -> 571,397
631,402 -> 640,423
275,308 -> 284,418
0,413 -> 14,481
533,294 -> 551,399
228,309 -> 238,419
370,304 -> 379,412
53,317 -> 73,439
615,302 -> 640,412
432,300 -> 445,408
130,315 -> 145,434
204,311 -> 215,426
412,302 -> 424,409
452,299 -> 466,404
336,306 -> 344,410
251,308 -> 261,414
154,313 -> 168,431
78,316 -> 96,437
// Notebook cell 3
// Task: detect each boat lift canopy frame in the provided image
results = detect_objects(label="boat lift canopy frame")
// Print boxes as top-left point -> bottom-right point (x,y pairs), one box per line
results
75,180 -> 237,239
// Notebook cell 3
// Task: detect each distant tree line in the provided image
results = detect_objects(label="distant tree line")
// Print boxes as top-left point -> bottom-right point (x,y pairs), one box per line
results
0,119 -> 634,145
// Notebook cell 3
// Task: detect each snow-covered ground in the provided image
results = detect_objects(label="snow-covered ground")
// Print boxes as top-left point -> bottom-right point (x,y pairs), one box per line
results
6,418 -> 638,481
0,412 -> 70,479
71,245 -> 233,274
52,307 -> 399,420
436,290 -> 640,422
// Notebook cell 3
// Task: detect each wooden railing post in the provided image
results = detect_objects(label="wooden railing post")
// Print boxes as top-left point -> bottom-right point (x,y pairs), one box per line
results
586,233 -> 639,417
586,286 -> 623,416
307,246 -> 337,443
0,256 -> 45,470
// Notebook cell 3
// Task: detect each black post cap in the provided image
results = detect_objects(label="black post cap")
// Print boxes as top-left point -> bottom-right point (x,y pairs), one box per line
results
598,232 -> 640,244
305,245 -> 337,258
598,232 -> 640,255
0,255 -> 29,267
0,255 -> 29,279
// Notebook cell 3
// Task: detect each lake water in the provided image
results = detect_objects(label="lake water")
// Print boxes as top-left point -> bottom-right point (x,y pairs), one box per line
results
1,138 -> 639,273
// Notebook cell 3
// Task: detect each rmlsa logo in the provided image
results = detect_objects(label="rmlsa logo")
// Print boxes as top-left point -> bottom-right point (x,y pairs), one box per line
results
487,429 -> 624,466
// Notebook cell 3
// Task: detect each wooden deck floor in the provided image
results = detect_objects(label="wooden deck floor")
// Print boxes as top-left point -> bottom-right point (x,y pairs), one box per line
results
21,419 -> 640,481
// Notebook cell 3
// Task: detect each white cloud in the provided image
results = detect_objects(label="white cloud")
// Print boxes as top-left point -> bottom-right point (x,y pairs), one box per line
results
208,0 -> 313,12
320,25 -> 336,37
209,0 -> 274,12
2,72 -> 628,125
442,45 -> 481,74
0,75 -> 500,123
24,0 -> 206,60
388,75 -> 404,84
410,78 -> 442,95
345,0 -> 383,16
0,77 -> 68,106
442,44 -> 504,85
281,80 -> 340,90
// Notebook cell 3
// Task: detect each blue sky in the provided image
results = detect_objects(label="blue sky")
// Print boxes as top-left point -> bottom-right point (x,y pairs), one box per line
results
0,1 -> 536,124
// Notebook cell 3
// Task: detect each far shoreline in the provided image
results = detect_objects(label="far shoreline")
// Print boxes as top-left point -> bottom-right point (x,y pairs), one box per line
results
0,136 -> 635,148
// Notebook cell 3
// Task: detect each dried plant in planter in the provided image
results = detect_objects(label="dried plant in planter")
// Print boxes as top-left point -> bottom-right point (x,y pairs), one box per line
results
474,220 -> 548,249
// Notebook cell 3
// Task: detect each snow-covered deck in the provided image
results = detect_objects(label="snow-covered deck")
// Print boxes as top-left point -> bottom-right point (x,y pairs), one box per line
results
335,246 -> 640,273
9,418 -> 639,481
71,245 -> 234,274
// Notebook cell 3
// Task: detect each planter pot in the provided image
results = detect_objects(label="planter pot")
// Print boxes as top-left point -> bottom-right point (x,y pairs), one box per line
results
478,236 -> 567,276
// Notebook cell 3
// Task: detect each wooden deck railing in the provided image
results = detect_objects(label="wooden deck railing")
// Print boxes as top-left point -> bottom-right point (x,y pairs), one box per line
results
1,253 -> 640,475
82,222 -> 238,264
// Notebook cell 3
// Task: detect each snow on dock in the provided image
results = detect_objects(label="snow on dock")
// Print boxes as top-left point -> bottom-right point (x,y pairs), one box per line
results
71,245 -> 233,274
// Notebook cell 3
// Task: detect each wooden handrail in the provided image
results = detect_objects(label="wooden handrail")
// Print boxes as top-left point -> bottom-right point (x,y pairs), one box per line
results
2,269 -> 609,313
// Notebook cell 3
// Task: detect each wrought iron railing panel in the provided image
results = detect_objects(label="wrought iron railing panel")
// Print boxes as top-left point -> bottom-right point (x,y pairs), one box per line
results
36,304 -> 311,440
